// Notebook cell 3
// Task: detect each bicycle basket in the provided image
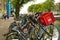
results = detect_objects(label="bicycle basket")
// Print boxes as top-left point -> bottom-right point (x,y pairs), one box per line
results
38,12 -> 55,26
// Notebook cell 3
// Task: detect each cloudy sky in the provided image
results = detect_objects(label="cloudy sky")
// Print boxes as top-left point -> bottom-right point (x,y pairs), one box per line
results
20,0 -> 60,14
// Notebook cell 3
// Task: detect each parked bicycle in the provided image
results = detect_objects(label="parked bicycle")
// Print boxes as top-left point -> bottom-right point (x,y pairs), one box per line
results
4,12 -> 60,40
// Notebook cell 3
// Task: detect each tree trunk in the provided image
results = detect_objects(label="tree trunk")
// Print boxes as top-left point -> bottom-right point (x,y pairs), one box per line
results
15,7 -> 20,20
15,1 -> 20,20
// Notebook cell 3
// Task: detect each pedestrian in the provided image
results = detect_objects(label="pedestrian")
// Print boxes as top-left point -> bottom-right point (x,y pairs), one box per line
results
6,14 -> 9,19
3,14 -> 9,20
4,14 -> 6,20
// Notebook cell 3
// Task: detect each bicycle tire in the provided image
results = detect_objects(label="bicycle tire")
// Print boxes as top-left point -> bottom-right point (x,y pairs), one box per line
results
40,24 -> 60,40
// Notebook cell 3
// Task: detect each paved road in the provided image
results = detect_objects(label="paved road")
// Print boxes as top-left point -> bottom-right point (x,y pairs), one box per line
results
0,17 -> 14,40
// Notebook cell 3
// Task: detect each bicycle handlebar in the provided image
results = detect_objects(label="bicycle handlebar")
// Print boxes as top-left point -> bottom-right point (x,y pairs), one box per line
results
35,12 -> 42,18
35,12 -> 42,15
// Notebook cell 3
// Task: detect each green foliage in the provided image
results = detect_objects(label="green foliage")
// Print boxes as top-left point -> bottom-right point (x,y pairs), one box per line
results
28,0 -> 54,13
11,0 -> 34,8
11,0 -> 34,19
58,3 -> 60,12
44,0 -> 54,11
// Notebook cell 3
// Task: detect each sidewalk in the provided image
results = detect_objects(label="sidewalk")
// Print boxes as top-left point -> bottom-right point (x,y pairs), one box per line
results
0,17 -> 14,40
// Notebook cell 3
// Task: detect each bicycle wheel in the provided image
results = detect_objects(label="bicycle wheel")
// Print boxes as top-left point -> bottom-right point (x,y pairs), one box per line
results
40,24 -> 60,40
28,23 -> 40,40
5,32 -> 27,40
5,32 -> 19,40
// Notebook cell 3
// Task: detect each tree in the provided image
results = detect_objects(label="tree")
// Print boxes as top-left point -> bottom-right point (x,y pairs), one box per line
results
58,3 -> 60,12
44,0 -> 54,11
11,0 -> 34,20
28,0 -> 54,13
28,4 -> 41,13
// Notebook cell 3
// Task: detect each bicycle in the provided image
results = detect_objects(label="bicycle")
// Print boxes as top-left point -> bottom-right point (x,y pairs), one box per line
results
4,12 -> 60,40
38,12 -> 60,40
